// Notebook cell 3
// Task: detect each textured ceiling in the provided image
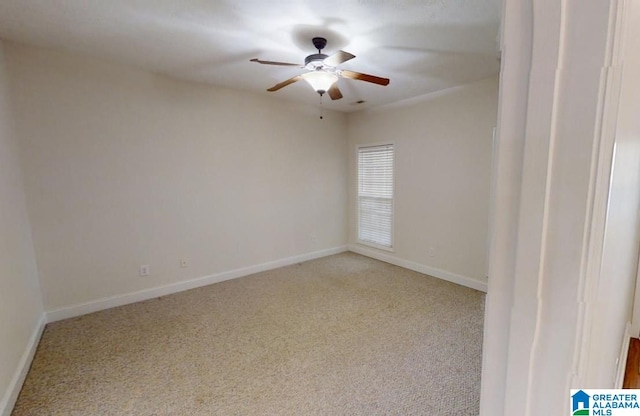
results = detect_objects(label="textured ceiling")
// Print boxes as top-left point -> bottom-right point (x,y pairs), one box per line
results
0,0 -> 501,112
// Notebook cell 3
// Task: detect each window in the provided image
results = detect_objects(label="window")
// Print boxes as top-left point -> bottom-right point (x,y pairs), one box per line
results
357,144 -> 394,249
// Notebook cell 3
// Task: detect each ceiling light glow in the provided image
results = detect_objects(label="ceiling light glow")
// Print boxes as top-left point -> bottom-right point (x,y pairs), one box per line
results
301,71 -> 338,95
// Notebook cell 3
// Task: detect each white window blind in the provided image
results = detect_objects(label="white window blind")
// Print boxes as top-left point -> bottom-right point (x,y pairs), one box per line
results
358,144 -> 394,249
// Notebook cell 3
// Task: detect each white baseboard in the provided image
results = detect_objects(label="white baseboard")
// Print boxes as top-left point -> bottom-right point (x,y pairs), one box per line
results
1,314 -> 46,416
615,322 -> 633,388
46,246 -> 348,323
348,244 -> 488,292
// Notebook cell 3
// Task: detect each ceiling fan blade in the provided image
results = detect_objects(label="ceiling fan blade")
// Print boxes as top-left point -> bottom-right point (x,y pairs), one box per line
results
250,58 -> 302,67
328,84 -> 343,100
340,69 -> 390,86
323,51 -> 356,67
267,75 -> 302,92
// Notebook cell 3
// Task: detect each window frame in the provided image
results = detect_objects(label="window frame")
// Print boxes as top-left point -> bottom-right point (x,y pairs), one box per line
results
356,143 -> 395,252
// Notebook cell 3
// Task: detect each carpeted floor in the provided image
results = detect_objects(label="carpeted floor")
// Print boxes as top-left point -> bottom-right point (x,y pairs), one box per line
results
12,252 -> 485,415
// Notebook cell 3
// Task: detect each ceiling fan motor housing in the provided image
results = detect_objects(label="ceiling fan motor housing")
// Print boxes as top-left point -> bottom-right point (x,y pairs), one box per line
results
305,37 -> 330,69
305,53 -> 329,69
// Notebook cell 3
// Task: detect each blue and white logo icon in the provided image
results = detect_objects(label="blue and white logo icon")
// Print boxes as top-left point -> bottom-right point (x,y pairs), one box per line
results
572,390 -> 590,415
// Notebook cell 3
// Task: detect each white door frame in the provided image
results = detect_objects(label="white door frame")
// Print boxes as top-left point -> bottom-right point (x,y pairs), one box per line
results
480,0 -> 630,413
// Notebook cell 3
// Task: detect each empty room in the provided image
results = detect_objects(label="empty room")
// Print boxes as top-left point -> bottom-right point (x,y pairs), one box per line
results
4,1 -> 638,415
0,1 -> 500,415
0,1 -> 498,413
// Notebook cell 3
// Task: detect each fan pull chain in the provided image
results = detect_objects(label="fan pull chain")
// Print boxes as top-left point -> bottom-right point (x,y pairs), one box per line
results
319,94 -> 324,120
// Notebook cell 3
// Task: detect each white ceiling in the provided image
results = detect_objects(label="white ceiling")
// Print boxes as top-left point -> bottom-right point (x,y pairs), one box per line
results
0,0 -> 501,112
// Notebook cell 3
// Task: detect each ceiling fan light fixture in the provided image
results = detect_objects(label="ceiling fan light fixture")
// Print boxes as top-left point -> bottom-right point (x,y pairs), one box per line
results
254,37 -> 389,100
301,71 -> 338,95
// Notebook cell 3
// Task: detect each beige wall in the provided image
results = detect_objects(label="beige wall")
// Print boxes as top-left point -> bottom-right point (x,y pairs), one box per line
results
347,77 -> 498,286
5,42 -> 348,312
0,41 -> 44,414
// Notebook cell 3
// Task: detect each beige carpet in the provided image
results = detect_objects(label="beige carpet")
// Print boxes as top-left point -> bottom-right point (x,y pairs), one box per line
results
12,252 -> 485,415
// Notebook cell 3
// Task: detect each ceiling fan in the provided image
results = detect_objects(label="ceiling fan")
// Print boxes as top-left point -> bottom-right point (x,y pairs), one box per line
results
250,37 -> 390,100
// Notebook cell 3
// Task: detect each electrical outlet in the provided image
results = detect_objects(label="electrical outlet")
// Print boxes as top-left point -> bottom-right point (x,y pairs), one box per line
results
139,265 -> 150,277
428,246 -> 436,258
310,233 -> 319,243
180,258 -> 188,268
